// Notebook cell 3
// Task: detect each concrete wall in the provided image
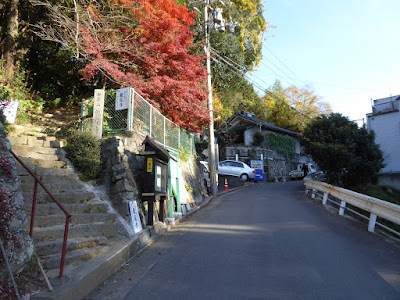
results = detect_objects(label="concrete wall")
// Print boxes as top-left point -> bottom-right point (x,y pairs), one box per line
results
221,146 -> 313,181
377,172 -> 400,190
244,127 -> 258,146
367,105 -> 400,173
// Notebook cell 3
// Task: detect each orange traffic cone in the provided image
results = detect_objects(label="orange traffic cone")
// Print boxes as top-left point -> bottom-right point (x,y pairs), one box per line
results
224,178 -> 229,191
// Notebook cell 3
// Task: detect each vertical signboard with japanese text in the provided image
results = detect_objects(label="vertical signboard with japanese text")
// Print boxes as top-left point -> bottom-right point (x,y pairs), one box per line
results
128,200 -> 143,234
92,89 -> 105,139
115,87 -> 130,111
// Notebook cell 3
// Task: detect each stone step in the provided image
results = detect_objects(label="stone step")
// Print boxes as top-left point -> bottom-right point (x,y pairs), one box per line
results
8,135 -> 62,148
19,175 -> 82,186
22,191 -> 96,204
12,144 -> 59,156
32,222 -> 122,241
7,136 -> 64,148
8,130 -> 58,140
12,150 -> 60,161
24,203 -> 110,216
11,124 -> 49,134
40,245 -> 106,270
33,213 -> 117,228
20,182 -> 86,194
10,124 -> 64,137
16,157 -> 66,169
17,165 -> 75,177
35,236 -> 109,256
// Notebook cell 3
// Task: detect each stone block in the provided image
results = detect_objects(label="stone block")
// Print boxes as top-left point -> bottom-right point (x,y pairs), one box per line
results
111,173 -> 127,183
110,179 -> 135,194
117,146 -> 125,156
50,140 -> 64,148
165,218 -> 175,225
174,212 -> 183,220
111,153 -> 121,165
112,163 -> 126,175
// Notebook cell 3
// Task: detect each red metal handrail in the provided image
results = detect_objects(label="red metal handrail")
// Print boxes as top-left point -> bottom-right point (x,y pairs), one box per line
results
10,150 -> 71,279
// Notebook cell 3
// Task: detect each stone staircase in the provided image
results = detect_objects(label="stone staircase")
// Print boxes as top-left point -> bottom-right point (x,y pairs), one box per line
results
7,108 -> 126,277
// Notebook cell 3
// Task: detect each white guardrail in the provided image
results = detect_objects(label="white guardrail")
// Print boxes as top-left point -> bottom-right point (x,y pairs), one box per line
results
304,179 -> 400,237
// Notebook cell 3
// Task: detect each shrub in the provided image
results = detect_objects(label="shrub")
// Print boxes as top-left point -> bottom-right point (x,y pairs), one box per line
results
253,132 -> 264,146
64,131 -> 102,180
302,113 -> 384,188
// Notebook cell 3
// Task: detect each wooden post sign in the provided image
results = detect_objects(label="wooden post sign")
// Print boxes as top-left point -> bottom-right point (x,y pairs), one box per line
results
92,89 -> 105,139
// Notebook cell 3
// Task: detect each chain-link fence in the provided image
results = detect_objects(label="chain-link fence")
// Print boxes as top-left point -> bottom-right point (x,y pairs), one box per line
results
80,89 -> 195,154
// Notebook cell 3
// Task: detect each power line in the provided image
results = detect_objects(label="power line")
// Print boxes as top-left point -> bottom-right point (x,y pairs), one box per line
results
263,47 -> 308,86
210,50 -> 311,120
259,57 -> 299,86
210,48 -> 275,89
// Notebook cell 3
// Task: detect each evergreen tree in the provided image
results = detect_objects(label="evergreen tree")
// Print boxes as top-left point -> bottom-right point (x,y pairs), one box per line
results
302,113 -> 384,188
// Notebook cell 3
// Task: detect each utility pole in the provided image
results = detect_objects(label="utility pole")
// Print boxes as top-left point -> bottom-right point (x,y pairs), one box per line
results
204,0 -> 218,197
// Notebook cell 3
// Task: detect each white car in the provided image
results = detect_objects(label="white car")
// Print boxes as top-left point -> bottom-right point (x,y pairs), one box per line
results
217,160 -> 256,181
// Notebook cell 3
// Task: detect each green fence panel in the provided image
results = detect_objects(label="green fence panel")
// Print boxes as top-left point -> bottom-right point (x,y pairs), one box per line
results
80,89 -> 195,154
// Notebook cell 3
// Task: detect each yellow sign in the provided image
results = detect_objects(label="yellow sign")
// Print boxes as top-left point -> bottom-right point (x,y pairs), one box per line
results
147,158 -> 153,172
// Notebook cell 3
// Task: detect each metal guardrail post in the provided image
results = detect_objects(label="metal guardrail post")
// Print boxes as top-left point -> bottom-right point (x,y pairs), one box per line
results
163,118 -> 166,147
322,193 -> 328,205
79,99 -> 85,131
149,107 -> 153,137
29,180 -> 38,236
59,215 -> 71,278
368,213 -> 377,232
339,200 -> 346,216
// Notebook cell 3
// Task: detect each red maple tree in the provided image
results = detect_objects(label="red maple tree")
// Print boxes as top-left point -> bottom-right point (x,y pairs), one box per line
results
74,0 -> 209,131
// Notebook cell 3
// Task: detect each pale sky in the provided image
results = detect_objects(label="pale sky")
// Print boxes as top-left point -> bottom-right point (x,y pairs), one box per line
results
250,0 -> 400,125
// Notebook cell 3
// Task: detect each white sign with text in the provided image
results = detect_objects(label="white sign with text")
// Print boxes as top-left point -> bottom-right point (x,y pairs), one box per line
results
0,101 -> 18,124
92,89 -> 105,139
129,200 -> 143,234
115,88 -> 130,111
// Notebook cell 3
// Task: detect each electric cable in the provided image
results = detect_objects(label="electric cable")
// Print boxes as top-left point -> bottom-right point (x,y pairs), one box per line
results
211,53 -> 311,120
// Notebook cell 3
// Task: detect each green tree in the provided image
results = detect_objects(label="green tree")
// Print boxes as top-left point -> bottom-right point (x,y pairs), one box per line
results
183,0 -> 267,71
22,38 -> 89,106
0,0 -> 85,108
283,85 -> 331,132
228,0 -> 267,69
262,80 -> 300,132
0,0 -> 19,84
302,113 -> 384,188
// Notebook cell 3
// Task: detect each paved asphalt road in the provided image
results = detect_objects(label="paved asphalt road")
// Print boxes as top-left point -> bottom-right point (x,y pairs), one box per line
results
88,181 -> 400,300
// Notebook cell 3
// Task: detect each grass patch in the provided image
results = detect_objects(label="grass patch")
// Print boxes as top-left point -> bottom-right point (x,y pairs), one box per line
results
353,184 -> 400,234
355,184 -> 400,205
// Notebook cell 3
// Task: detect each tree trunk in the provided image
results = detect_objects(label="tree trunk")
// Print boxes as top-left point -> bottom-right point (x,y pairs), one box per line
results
2,0 -> 19,84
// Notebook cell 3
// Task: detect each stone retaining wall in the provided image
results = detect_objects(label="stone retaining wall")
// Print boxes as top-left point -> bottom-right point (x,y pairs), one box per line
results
378,172 -> 400,190
101,133 -> 207,229
221,146 -> 313,181
0,123 -> 34,279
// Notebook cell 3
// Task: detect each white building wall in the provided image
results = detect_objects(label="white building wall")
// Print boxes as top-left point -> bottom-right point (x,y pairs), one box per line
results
368,107 -> 400,173
244,127 -> 258,146
294,139 -> 301,154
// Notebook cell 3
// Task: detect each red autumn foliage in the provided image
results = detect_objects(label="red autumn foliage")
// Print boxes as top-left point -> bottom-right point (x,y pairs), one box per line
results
78,0 -> 209,132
